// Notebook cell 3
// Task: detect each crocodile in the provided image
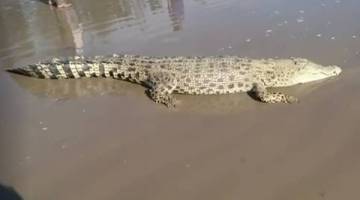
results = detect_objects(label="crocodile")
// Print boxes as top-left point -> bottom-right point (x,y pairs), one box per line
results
6,54 -> 342,107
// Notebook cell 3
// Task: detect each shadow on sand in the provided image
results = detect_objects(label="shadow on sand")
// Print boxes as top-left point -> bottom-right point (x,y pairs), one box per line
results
0,184 -> 23,200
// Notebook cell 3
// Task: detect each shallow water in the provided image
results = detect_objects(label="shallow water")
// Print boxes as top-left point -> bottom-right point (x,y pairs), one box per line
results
0,0 -> 360,199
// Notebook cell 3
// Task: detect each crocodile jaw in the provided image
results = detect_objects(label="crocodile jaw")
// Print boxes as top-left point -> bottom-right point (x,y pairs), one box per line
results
290,64 -> 342,85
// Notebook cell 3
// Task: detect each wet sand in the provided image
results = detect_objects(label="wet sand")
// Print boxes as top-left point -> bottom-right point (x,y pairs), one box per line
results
1,0 -> 360,199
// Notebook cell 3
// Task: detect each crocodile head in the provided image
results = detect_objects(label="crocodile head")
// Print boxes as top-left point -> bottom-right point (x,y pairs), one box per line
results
274,58 -> 342,87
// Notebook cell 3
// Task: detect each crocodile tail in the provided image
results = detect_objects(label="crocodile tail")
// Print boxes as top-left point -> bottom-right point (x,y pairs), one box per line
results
6,67 -> 39,77
6,57 -> 108,79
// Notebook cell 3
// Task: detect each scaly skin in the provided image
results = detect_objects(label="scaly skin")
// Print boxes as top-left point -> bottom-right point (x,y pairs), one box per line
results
7,54 -> 342,107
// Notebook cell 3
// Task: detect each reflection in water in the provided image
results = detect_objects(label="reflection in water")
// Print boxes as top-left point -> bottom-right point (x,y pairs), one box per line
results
78,0 -> 185,35
10,75 -> 141,100
0,0 -> 185,63
168,0 -> 184,31
9,74 -> 253,112
192,0 -> 236,9
52,6 -> 84,55
48,0 -> 72,8
0,0 -> 34,62
148,0 -> 163,12
9,73 -> 332,113
0,0 -> 83,61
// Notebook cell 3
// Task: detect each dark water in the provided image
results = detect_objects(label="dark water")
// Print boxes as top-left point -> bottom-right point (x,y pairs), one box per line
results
0,0 -> 360,200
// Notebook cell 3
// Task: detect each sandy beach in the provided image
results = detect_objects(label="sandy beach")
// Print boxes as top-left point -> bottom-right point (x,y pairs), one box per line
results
1,0 -> 360,199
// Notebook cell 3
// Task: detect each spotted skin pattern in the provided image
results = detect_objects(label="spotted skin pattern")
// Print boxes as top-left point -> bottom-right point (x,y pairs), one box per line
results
7,54 -> 342,107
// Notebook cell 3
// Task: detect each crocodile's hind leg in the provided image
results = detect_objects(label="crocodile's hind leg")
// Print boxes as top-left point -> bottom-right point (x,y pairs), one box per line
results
251,83 -> 298,103
146,72 -> 178,108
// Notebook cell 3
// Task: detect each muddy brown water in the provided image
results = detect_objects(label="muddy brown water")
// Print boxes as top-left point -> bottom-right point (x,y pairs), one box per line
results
0,0 -> 360,199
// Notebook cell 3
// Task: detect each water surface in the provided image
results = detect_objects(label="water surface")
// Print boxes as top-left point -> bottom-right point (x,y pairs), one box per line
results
0,0 -> 360,200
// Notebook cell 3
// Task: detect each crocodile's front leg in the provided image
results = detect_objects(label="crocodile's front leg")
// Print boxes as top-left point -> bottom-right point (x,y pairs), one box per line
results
146,72 -> 178,108
251,83 -> 298,104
